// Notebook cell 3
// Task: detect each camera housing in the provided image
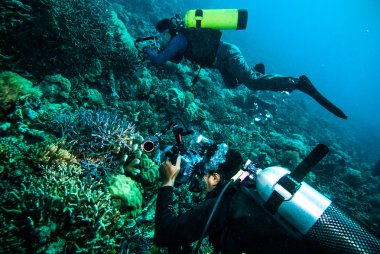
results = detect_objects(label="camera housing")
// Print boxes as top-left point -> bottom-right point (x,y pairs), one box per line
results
141,119 -> 215,190
134,35 -> 160,52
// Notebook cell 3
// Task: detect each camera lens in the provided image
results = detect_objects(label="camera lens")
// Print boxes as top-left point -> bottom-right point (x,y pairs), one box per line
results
142,140 -> 155,153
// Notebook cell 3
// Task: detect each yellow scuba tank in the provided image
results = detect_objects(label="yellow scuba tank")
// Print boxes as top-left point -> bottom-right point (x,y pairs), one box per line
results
184,9 -> 248,30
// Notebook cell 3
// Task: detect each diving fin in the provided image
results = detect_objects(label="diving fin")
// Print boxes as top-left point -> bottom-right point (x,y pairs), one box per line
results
297,75 -> 348,119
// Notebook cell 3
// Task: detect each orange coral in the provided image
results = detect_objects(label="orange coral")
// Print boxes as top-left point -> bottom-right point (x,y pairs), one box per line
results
38,140 -> 77,166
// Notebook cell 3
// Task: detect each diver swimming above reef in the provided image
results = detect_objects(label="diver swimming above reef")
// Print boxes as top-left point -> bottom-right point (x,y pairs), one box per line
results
140,9 -> 347,119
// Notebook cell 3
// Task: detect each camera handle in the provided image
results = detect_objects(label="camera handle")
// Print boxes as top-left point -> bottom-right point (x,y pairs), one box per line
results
167,125 -> 194,165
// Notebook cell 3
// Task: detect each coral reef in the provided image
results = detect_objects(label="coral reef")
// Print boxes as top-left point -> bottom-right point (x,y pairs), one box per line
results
33,139 -> 77,167
1,164 -> 128,252
108,175 -> 143,217
0,0 -> 379,252
37,74 -> 71,101
0,71 -> 41,115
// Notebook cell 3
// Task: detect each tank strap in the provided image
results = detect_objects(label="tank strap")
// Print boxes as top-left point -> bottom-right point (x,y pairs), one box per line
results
195,9 -> 203,28
263,185 -> 286,214
264,144 -> 330,214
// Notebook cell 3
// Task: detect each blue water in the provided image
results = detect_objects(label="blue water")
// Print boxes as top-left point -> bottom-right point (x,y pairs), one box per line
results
186,0 -> 380,163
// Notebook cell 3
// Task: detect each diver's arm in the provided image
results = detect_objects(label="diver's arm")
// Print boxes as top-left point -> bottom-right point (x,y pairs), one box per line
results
154,186 -> 216,247
154,158 -> 216,247
144,34 -> 187,65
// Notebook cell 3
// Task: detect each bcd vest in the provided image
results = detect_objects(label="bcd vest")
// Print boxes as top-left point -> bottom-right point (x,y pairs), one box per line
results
180,28 -> 222,67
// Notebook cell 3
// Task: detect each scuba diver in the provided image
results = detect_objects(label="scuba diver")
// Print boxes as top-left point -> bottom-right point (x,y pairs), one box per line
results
154,142 -> 380,253
155,146 -> 326,253
143,16 -> 348,119
146,119 -> 379,253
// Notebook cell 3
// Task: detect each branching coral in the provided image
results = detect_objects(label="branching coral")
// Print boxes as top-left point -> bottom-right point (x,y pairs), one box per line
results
34,139 -> 77,166
51,108 -> 141,181
52,108 -> 136,156
0,0 -> 32,33
0,164 -> 130,252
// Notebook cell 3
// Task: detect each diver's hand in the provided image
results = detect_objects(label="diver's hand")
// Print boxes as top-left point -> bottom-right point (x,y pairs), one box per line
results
160,156 -> 181,187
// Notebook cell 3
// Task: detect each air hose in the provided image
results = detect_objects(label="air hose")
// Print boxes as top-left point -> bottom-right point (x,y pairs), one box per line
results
193,179 -> 233,253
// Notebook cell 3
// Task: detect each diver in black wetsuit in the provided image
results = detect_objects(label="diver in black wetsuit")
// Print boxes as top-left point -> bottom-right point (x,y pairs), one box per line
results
154,146 -> 328,253
144,18 -> 348,119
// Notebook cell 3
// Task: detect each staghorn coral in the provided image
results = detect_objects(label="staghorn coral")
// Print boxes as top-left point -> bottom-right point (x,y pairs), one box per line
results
50,108 -> 149,182
0,164 -> 130,253
0,212 -> 26,253
52,108 -> 136,157
0,0 -> 32,33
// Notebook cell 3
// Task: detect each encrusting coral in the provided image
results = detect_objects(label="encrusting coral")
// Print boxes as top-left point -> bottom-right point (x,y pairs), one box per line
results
37,74 -> 71,101
108,174 -> 143,218
0,71 -> 41,114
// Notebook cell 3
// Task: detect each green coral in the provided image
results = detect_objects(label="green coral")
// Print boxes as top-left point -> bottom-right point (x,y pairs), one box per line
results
86,88 -> 105,105
140,154 -> 160,183
0,71 -> 41,114
38,74 -> 71,100
166,87 -> 186,108
185,101 -> 209,121
108,175 -> 143,217
109,11 -> 136,53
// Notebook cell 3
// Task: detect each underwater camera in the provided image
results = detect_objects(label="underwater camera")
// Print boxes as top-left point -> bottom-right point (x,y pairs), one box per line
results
142,119 -> 214,191
134,35 -> 160,52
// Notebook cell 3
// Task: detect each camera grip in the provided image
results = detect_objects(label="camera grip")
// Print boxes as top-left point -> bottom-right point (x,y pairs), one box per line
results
166,146 -> 180,166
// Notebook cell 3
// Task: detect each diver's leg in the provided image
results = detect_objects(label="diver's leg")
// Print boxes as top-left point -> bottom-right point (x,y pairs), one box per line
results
217,42 -> 298,91
216,42 -> 347,119
219,69 -> 239,89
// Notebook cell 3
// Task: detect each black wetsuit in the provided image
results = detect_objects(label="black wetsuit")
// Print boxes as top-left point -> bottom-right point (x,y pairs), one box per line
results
154,182 -> 327,253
